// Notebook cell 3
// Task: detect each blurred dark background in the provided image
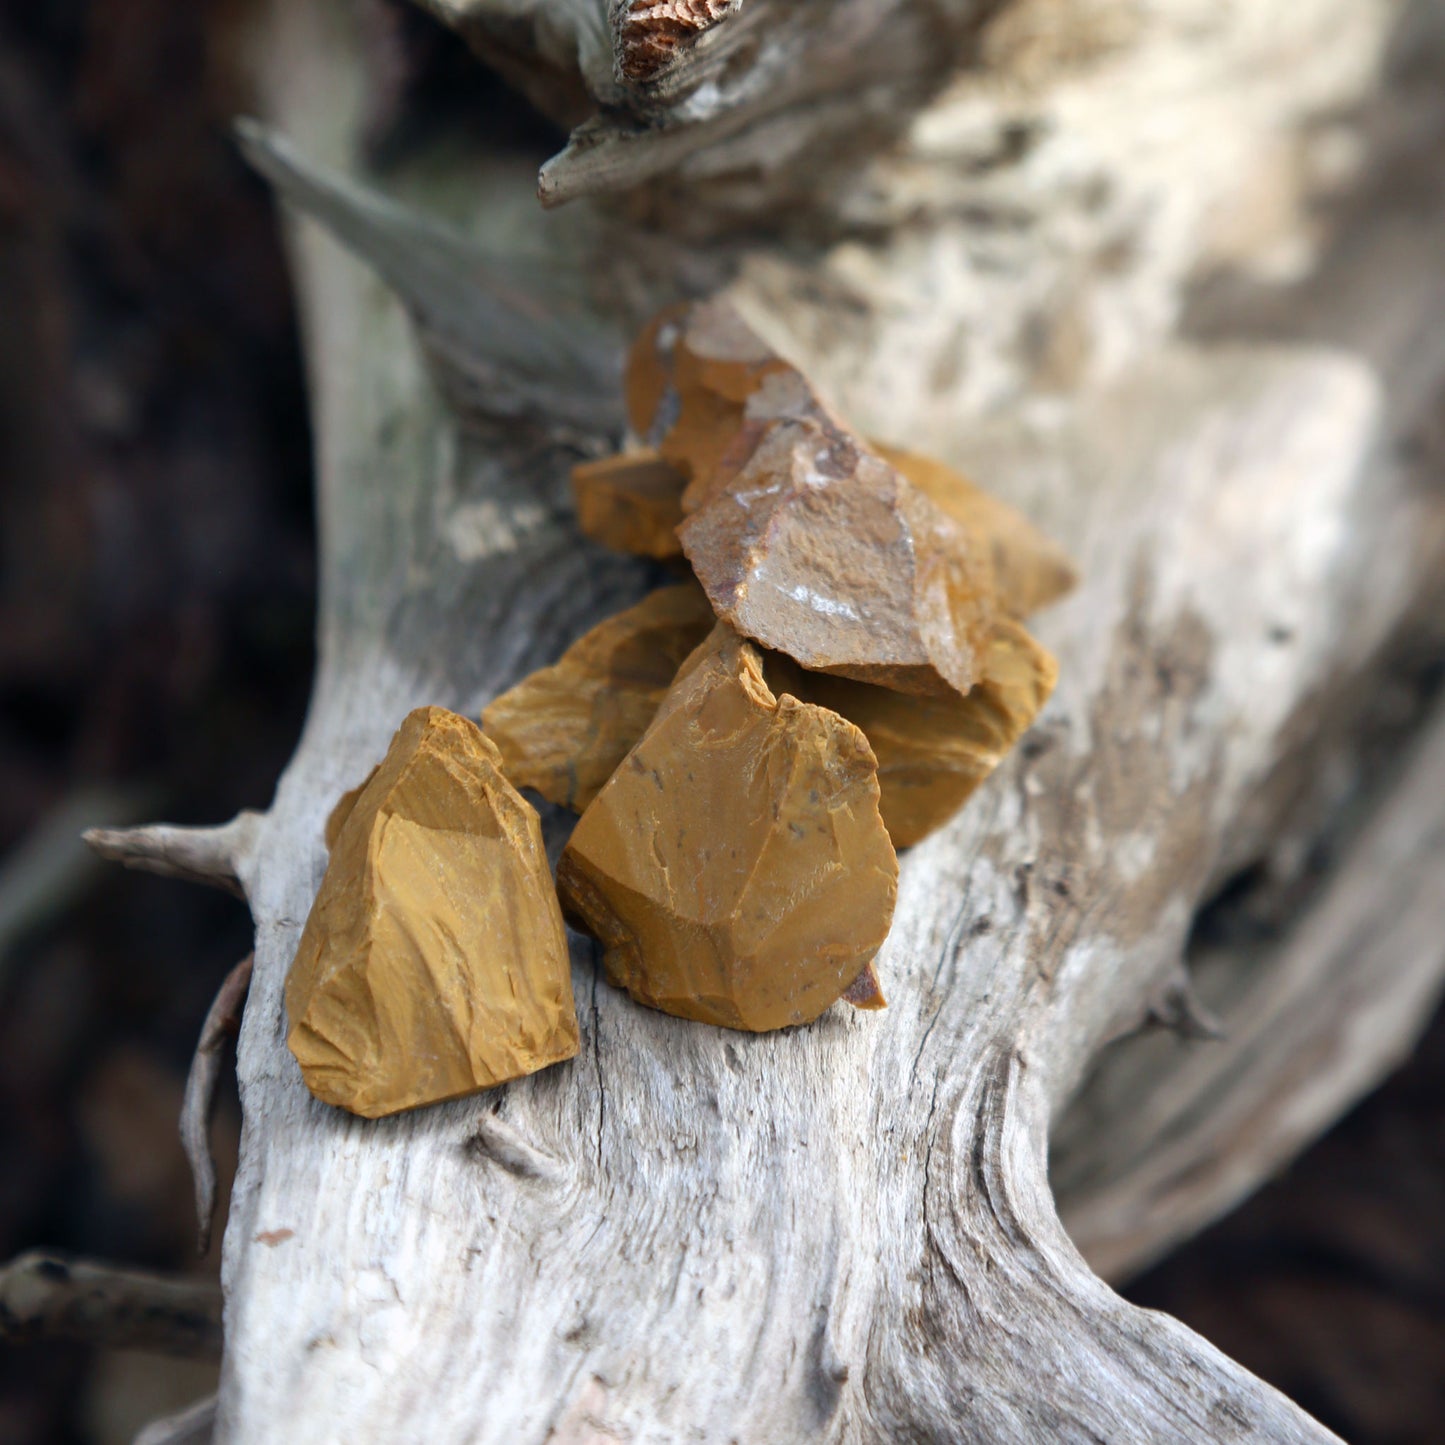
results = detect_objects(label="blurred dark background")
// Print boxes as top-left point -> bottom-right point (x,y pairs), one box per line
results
0,2 -> 1439,1441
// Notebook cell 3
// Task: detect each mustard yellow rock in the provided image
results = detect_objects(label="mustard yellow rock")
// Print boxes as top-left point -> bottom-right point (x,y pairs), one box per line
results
622,301 -> 1000,696
286,706 -> 579,1118
873,443 -> 1076,617
571,449 -> 687,559
801,618 -> 1059,847
558,625 -> 898,1032
627,298 -> 789,495
482,583 -> 716,812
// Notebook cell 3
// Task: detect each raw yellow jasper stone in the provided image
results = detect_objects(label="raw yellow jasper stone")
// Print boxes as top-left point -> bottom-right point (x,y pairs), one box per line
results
873,443 -> 1076,618
571,449 -> 688,559
286,706 -> 579,1118
800,618 -> 1059,847
558,625 -> 899,1032
482,583 -> 715,812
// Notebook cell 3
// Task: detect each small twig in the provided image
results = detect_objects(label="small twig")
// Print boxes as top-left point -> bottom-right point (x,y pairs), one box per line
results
83,811 -> 262,898
0,1251 -> 222,1358
1146,970 -> 1226,1041
133,1393 -> 218,1445
183,954 -> 254,1255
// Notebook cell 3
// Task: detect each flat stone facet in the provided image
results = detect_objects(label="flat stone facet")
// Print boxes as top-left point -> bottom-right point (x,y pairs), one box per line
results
482,583 -> 715,812
286,707 -> 579,1118
558,625 -> 899,1032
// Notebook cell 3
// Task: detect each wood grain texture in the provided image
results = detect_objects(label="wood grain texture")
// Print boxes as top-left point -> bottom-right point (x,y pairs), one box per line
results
157,0 -> 1445,1439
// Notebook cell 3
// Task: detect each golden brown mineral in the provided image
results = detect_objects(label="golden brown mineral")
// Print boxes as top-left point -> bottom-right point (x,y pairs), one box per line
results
571,449 -> 687,559
286,706 -> 579,1118
677,387 -> 998,697
627,299 -> 790,494
482,583 -> 715,812
558,625 -> 899,1032
874,443 -> 1076,617
800,618 -> 1058,847
621,302 -> 1002,696
841,961 -> 887,1010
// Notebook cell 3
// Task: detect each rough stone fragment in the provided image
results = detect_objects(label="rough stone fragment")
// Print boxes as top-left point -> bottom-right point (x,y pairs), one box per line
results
874,443 -> 1077,616
625,303 -> 686,440
677,389 -> 997,696
571,449 -> 686,559
558,625 -> 898,1032
627,298 -> 790,492
286,707 -> 579,1118
619,299 -> 1068,698
801,618 -> 1059,847
482,583 -> 715,812
841,961 -> 887,1010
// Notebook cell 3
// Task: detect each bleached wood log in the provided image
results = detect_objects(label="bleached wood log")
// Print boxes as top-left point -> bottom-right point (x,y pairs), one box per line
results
107,0 -> 1445,1439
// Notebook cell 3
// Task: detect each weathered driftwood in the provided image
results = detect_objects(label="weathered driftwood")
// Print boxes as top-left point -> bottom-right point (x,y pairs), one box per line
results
0,1251 -> 222,1359
96,0 -> 1445,1439
184,955 -> 255,1256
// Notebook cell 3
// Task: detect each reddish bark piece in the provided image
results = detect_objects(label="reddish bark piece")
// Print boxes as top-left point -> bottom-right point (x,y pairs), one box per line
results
482,583 -> 715,811
616,1 -> 737,83
287,707 -> 579,1117
558,625 -> 898,1032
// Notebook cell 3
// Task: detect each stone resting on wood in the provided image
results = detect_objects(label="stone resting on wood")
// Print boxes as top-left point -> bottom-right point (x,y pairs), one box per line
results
81,1 -> 1445,1441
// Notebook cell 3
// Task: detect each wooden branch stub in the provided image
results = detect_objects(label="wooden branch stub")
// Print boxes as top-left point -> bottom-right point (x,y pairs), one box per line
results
83,813 -> 261,899
134,1394 -> 219,1445
0,1251 -> 222,1359
235,119 -> 624,438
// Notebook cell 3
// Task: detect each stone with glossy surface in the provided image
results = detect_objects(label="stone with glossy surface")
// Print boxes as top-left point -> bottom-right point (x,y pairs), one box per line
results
801,618 -> 1059,847
286,707 -> 579,1117
558,625 -> 898,1031
571,449 -> 687,559
678,394 -> 997,696
482,583 -> 715,812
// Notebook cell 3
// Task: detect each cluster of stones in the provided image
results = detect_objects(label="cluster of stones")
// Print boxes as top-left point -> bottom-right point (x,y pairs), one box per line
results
285,300 -> 1072,1117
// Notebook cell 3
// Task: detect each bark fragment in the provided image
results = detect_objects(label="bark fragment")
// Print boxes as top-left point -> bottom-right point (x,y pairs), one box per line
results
558,625 -> 898,1031
287,707 -> 579,1117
